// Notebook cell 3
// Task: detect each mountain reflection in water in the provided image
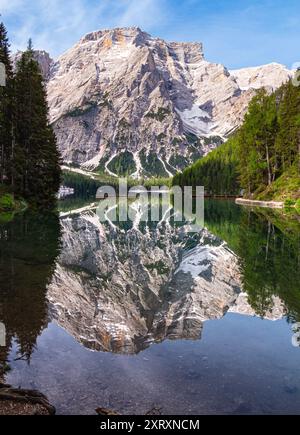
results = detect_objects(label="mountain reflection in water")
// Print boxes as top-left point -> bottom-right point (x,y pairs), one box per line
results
0,199 -> 300,414
0,213 -> 61,366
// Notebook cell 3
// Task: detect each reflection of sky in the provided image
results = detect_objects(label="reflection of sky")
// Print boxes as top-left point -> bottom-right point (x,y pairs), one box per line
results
2,199 -> 300,414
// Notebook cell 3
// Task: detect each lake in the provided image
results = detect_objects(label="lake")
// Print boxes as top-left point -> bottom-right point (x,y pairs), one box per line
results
0,199 -> 300,415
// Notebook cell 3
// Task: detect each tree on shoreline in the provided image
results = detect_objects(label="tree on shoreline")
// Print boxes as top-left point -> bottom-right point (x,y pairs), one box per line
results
0,25 -> 61,209
14,40 -> 61,207
0,22 -> 13,186
173,79 -> 300,200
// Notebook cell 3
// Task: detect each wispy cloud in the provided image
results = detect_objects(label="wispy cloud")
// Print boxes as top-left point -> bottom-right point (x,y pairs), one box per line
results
1,0 -> 299,68
0,0 -> 24,13
1,0 -> 168,57
118,0 -> 167,28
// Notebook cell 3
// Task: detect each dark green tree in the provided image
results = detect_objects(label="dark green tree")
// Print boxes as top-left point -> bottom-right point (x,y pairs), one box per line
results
276,80 -> 300,171
173,78 -> 299,201
14,40 -> 61,208
0,21 -> 13,186
173,136 -> 240,196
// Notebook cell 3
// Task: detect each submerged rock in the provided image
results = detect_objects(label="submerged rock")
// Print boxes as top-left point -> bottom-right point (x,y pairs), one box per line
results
0,384 -> 56,415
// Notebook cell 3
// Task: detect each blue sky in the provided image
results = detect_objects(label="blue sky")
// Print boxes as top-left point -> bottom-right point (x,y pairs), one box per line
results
0,0 -> 299,69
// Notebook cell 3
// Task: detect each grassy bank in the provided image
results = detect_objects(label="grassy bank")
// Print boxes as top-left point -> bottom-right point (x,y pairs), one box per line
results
255,165 -> 300,204
0,185 -> 27,223
173,79 -> 300,210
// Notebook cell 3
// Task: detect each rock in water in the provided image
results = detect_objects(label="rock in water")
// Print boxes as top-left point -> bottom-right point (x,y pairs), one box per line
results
96,407 -> 120,415
0,384 -> 56,415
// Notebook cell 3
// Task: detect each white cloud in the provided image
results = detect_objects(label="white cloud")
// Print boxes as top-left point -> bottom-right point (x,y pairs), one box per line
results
118,0 -> 167,28
0,0 -> 24,13
1,0 -> 168,57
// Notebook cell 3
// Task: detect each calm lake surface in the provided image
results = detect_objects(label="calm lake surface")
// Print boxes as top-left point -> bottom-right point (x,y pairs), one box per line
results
0,199 -> 300,415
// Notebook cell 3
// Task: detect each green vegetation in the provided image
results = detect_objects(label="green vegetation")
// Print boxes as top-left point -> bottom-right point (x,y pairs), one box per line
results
0,22 -> 61,210
0,211 -> 62,361
0,185 -> 27,222
256,164 -> 300,201
66,102 -> 97,118
142,177 -> 171,189
203,136 -> 224,147
0,189 -> 17,224
62,170 -> 121,198
238,211 -> 300,320
145,260 -> 169,275
62,169 -> 169,197
186,145 -> 203,163
0,22 -> 13,188
173,137 -> 240,196
205,200 -> 300,321
65,92 -> 112,118
62,172 -> 101,197
96,149 -> 175,180
0,212 -> 14,224
145,107 -> 171,122
157,133 -> 166,142
57,195 -> 97,213
169,154 -> 189,171
172,137 -> 183,146
0,192 -> 14,211
237,83 -> 299,200
140,150 -> 168,177
96,155 -> 110,173
62,169 -> 171,198
173,80 -> 300,204
185,133 -> 199,144
107,151 -> 136,177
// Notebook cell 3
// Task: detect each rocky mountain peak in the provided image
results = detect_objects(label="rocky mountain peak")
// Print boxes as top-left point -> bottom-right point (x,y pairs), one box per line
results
47,212 -> 285,355
79,26 -> 150,48
168,41 -> 204,64
230,62 -> 293,91
33,27 -> 293,177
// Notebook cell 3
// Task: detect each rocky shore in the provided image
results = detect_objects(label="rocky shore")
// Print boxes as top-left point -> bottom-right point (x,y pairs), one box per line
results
0,383 -> 55,415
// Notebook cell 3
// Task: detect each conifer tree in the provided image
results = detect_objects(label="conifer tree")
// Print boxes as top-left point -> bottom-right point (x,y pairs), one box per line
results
173,77 -> 300,199
276,80 -> 300,171
0,21 -> 13,185
14,40 -> 61,208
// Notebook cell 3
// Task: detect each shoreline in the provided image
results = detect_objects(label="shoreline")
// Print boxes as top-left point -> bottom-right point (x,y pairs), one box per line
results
0,384 -> 55,415
235,198 -> 284,209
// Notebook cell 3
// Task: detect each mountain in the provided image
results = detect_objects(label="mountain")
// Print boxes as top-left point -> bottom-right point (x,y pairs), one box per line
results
173,77 -> 300,203
28,27 -> 292,178
230,63 -> 294,91
47,207 -> 285,355
13,49 -> 54,80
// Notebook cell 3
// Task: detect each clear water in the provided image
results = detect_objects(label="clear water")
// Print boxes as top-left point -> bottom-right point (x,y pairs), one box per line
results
0,200 -> 300,415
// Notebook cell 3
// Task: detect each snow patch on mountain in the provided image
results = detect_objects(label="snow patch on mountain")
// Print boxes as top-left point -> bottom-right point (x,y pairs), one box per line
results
22,27 -> 292,177
176,105 -> 213,136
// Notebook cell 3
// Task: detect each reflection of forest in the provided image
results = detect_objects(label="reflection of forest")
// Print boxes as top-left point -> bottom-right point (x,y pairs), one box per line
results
0,213 -> 61,373
0,200 -> 299,367
205,200 -> 300,321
